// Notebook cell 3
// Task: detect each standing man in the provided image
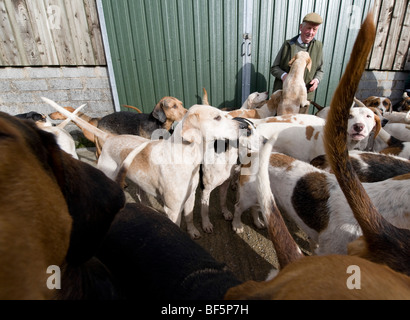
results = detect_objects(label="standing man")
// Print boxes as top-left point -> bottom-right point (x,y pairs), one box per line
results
271,13 -> 324,102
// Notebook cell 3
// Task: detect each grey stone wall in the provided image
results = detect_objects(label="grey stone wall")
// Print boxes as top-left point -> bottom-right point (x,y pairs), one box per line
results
0,66 -> 115,116
0,66 -> 115,142
357,71 -> 409,105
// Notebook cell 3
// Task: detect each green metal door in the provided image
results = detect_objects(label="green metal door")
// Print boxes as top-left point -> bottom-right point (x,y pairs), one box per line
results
249,0 -> 374,109
100,0 -> 245,112
99,0 -> 374,113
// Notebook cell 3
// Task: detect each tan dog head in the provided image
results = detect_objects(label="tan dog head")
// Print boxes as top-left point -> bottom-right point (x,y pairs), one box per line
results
180,105 -> 251,144
246,91 -> 269,109
152,96 -> 187,124
289,51 -> 312,72
363,96 -> 392,115
49,107 -> 75,120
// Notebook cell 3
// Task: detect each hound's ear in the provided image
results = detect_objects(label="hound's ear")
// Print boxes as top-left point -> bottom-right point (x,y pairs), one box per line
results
288,57 -> 296,67
152,101 -> 167,123
373,114 -> 382,138
267,90 -> 282,114
363,97 -> 375,106
181,113 -> 201,144
306,57 -> 312,72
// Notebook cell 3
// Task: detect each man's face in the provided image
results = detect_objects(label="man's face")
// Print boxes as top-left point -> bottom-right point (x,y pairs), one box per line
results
299,22 -> 320,44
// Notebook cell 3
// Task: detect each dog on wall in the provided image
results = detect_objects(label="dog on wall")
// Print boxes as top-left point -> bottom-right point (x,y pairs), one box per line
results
277,51 -> 312,115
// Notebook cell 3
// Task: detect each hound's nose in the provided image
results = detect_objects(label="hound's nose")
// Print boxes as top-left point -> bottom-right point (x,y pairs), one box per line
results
353,123 -> 364,133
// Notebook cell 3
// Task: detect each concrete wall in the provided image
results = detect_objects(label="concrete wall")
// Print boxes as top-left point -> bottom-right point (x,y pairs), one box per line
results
0,66 -> 115,142
0,66 -> 114,116
357,71 -> 409,105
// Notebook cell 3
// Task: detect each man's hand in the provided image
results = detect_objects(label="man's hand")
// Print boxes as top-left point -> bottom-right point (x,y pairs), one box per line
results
308,79 -> 319,92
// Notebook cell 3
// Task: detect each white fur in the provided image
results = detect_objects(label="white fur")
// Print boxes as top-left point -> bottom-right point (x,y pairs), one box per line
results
36,104 -> 86,159
365,127 -> 410,159
256,107 -> 377,162
44,98 -> 249,239
198,114 -> 324,234
233,149 -> 410,255
383,123 -> 410,142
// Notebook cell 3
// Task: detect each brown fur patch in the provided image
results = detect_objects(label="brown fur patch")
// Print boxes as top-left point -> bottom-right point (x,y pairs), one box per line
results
239,161 -> 252,186
129,143 -> 154,172
267,91 -> 282,112
269,153 -> 295,169
228,109 -> 261,119
291,172 -> 330,232
305,126 -> 314,140
0,113 -> 73,299
265,114 -> 293,123
391,173 -> 410,181
380,146 -> 403,156
310,154 -> 328,170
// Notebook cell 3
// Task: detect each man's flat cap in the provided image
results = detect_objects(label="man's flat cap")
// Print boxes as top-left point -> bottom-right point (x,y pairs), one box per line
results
303,13 -> 323,25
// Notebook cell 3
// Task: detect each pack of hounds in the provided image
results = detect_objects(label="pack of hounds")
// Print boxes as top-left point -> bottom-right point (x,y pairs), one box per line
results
2,11 -> 410,300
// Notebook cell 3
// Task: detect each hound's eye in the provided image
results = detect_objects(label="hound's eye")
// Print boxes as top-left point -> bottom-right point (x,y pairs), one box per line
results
348,114 -> 354,119
214,115 -> 221,121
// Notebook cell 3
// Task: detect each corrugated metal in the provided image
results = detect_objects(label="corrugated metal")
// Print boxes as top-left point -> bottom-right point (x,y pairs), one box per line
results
101,0 -> 376,112
101,0 -> 244,112
250,0 -> 374,108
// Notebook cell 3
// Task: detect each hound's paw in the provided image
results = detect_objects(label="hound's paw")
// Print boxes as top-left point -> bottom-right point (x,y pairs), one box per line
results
232,222 -> 244,234
188,227 -> 202,240
254,218 -> 266,229
202,221 -> 214,234
222,209 -> 233,221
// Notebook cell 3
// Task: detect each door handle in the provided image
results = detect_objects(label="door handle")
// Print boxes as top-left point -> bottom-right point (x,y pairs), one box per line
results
247,41 -> 252,56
